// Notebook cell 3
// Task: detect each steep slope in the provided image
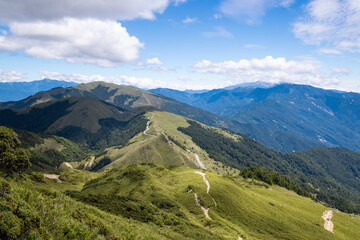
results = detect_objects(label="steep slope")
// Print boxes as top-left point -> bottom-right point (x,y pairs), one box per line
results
178,120 -> 360,213
0,79 -> 77,102
85,110 -> 360,213
0,174 -> 201,240
0,81 -> 322,152
67,163 -> 360,240
15,130 -> 88,171
151,84 -> 360,152
0,97 -> 147,149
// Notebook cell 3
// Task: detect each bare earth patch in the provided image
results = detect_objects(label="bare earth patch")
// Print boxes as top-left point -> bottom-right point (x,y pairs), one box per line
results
43,174 -> 62,183
322,210 -> 334,233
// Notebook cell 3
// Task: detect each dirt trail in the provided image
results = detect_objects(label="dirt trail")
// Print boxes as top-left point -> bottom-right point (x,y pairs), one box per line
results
194,193 -> 211,219
322,210 -> 334,233
191,171 -> 218,219
195,171 -> 217,207
187,150 -> 206,169
195,171 -> 210,193
64,162 -> 73,169
43,174 -> 62,183
83,156 -> 95,170
143,117 -> 157,137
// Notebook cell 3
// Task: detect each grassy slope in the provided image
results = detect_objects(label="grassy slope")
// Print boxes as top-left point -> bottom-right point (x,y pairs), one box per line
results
93,111 -> 238,175
178,119 -> 360,213
16,130 -> 88,171
75,164 -> 360,240
0,174 -> 192,240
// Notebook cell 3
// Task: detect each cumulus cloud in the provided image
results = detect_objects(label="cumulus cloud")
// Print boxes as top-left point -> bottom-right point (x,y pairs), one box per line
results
40,71 -> 181,89
136,57 -> 171,71
0,0 -> 188,66
0,69 -> 24,82
182,17 -> 197,23
293,0 -> 360,53
193,56 -> 340,87
146,57 -> 164,65
0,18 -> 143,67
219,0 -> 295,24
202,27 -> 233,38
0,0 -> 186,22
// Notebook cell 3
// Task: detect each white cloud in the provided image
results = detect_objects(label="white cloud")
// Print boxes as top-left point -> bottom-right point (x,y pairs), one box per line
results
219,0 -> 295,25
182,17 -> 197,23
0,0 -> 188,66
0,69 -> 24,82
332,67 -> 351,75
193,56 -> 340,87
0,0 -> 187,22
136,57 -> 171,71
146,57 -> 164,65
202,27 -> 233,38
0,18 -> 143,67
293,0 -> 360,53
40,71 -> 181,89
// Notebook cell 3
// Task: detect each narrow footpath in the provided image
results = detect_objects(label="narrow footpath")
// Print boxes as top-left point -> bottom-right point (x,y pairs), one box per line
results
322,210 -> 334,233
143,117 -> 156,137
192,170 -> 217,220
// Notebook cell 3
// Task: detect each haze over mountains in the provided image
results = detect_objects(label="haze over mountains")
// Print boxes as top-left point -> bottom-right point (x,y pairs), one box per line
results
151,83 -> 360,152
0,79 -> 77,102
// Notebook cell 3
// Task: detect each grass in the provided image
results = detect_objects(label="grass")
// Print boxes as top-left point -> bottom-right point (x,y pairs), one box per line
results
70,164 -> 360,240
0,173 -> 195,240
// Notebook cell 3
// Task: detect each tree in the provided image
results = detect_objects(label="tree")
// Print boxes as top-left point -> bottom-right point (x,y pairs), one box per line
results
0,126 -> 30,174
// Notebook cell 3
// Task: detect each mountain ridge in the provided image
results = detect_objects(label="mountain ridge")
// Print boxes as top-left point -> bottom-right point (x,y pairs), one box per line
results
151,83 -> 360,152
0,81 -> 323,152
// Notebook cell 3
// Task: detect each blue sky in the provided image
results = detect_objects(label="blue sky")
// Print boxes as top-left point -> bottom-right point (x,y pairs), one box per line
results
0,0 -> 359,91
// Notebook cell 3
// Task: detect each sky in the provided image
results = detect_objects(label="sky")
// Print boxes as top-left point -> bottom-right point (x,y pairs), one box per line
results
0,0 -> 359,91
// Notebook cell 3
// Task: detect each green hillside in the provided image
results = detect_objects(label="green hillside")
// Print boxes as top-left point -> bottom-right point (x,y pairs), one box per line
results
67,164 -> 360,239
178,120 -> 360,213
1,110 -> 360,239
73,110 -> 360,214
15,130 -> 89,171
0,97 -> 147,149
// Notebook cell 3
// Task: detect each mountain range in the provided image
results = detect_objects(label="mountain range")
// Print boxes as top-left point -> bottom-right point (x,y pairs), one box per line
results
0,81 -> 322,152
151,83 -> 360,152
0,79 -> 77,102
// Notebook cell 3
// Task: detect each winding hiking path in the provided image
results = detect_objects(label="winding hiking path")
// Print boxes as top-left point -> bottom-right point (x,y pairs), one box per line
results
187,150 -> 206,169
192,171 -> 217,219
143,117 -> 157,137
194,193 -> 211,219
195,171 -> 217,207
322,210 -> 334,233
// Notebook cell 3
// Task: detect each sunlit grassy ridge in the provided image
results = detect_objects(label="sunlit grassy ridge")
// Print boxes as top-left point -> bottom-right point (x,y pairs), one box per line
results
91,111 -> 238,175
68,164 -> 360,239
